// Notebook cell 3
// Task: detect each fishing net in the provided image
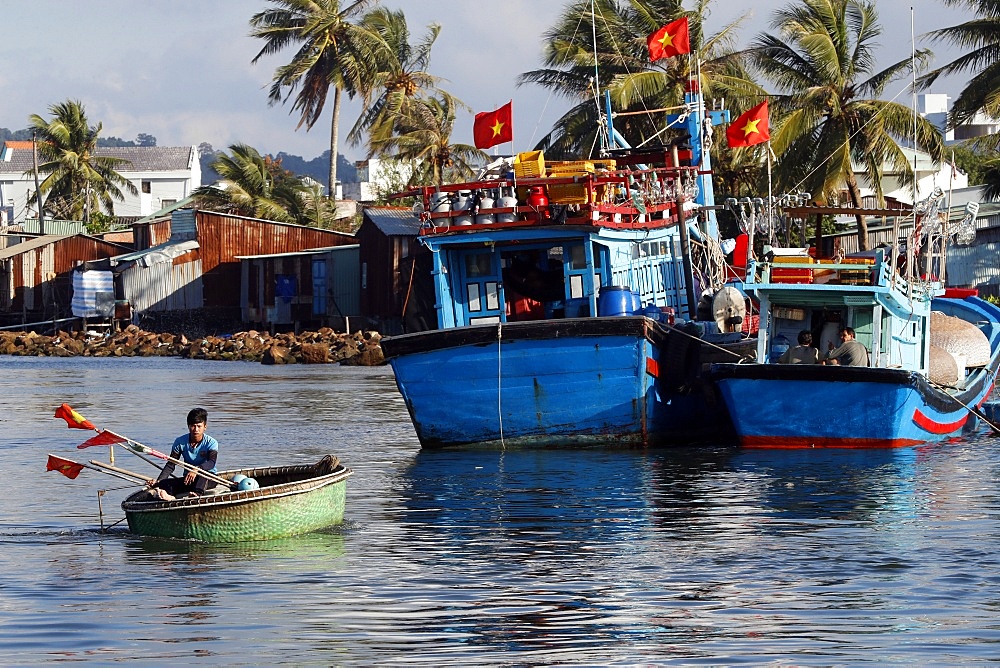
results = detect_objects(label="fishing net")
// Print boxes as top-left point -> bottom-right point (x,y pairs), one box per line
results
929,344 -> 960,386
930,311 -> 992,367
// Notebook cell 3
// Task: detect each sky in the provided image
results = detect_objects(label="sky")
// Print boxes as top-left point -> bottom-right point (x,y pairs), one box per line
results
0,0 -> 977,165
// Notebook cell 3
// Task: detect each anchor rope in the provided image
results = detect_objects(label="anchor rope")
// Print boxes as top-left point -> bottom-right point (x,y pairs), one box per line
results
498,322 -> 505,450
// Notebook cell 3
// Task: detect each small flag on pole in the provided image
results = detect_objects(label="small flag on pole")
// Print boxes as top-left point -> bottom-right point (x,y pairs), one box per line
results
54,404 -> 96,430
77,430 -> 127,449
726,100 -> 770,148
473,101 -> 513,150
647,17 -> 691,62
46,454 -> 86,479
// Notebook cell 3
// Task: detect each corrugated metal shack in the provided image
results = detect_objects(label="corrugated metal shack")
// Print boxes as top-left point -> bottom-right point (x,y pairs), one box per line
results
237,245 -> 360,332
119,209 -> 356,329
0,234 -> 131,326
356,207 -> 433,333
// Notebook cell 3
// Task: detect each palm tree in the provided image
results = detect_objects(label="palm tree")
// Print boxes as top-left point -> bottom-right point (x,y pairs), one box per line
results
919,0 -> 1000,199
28,100 -> 137,226
748,0 -> 943,250
519,0 -> 760,158
377,96 -> 484,185
250,0 -> 382,197
347,8 -> 452,157
192,143 -> 307,224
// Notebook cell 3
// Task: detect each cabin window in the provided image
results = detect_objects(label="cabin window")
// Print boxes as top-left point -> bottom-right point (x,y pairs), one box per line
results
464,252 -> 492,278
141,181 -> 151,194
485,281 -> 500,310
569,274 -> 584,299
568,244 -> 587,270
467,283 -> 482,312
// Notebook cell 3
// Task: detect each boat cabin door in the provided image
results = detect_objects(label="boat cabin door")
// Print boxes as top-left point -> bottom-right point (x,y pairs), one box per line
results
457,249 -> 503,325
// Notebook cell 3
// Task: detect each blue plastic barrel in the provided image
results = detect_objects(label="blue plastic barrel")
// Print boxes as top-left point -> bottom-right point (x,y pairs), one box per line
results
599,287 -> 640,316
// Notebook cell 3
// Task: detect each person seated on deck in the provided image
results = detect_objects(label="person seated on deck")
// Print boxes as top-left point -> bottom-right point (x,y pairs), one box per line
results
822,327 -> 869,367
145,407 -> 219,500
778,330 -> 819,364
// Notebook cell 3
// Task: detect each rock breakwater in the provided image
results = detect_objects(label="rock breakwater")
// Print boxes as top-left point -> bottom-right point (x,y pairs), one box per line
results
0,325 -> 385,365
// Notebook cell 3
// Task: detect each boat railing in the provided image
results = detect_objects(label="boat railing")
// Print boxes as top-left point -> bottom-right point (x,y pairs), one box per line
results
395,159 -> 703,235
748,256 -> 884,288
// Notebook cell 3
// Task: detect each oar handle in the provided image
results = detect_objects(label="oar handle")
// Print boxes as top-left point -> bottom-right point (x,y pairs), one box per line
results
75,460 -> 144,485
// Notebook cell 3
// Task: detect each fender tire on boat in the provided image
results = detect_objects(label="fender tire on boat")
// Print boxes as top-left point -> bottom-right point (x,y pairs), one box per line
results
662,323 -> 701,393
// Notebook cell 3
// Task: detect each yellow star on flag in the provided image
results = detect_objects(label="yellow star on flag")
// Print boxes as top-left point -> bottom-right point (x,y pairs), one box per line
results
741,118 -> 761,137
491,119 -> 505,137
658,31 -> 675,49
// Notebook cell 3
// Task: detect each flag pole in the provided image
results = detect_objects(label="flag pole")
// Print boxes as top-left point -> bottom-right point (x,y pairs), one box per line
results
766,140 -> 774,246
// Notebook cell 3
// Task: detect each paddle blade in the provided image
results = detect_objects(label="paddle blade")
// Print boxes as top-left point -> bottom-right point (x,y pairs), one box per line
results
77,430 -> 127,449
46,454 -> 85,479
54,404 -> 96,430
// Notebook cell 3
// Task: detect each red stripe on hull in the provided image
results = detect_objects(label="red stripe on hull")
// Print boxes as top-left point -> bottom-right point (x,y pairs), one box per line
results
911,408 -> 968,434
741,436 -> 926,449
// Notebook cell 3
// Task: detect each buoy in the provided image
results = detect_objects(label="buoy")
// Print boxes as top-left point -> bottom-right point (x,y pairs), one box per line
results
231,474 -> 247,486
237,477 -> 259,491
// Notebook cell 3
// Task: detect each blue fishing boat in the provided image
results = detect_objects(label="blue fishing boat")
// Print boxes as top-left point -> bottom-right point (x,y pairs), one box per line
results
707,240 -> 1000,448
381,87 -> 755,448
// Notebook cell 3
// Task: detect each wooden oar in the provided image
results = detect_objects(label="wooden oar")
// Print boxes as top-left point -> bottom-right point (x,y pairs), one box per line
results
86,460 -> 149,483
47,454 -> 144,485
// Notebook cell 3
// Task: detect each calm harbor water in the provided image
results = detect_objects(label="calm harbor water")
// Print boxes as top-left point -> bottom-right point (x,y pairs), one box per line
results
3,356 -> 1000,665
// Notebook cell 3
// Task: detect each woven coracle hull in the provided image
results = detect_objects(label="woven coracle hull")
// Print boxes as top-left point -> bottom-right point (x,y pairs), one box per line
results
121,460 -> 352,542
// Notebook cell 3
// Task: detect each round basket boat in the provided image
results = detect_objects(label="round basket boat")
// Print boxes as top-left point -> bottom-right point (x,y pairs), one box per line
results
121,455 -> 352,543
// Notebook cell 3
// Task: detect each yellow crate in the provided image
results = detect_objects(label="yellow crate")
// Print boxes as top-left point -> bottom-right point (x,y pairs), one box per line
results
548,160 -> 595,175
513,150 -> 545,178
548,183 -> 590,205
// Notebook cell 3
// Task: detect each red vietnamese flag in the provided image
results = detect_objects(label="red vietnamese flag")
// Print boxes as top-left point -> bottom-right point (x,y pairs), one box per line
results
647,17 -> 690,62
727,100 -> 770,148
54,403 -> 96,430
46,454 -> 86,479
77,430 -> 127,449
473,101 -> 513,149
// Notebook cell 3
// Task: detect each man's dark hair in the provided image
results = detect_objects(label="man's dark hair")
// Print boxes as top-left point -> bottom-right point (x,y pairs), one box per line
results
797,330 -> 812,345
841,326 -> 856,337
187,407 -> 208,425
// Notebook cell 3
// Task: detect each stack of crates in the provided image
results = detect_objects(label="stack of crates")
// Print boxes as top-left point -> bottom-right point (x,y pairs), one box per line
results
838,257 -> 875,285
547,160 -> 595,205
771,253 -> 813,284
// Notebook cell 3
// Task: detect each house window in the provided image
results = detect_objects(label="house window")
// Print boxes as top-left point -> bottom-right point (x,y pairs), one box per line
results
141,181 -> 151,194
161,199 -> 176,207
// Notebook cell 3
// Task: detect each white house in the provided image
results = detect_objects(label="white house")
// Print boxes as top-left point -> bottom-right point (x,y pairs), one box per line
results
853,147 -> 968,208
0,142 -> 201,223
342,158 -> 414,202
920,93 -> 1000,143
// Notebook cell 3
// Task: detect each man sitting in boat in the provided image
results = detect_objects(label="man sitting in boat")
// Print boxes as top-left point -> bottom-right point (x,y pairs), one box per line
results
822,327 -> 869,367
778,330 -> 819,364
146,408 -> 220,500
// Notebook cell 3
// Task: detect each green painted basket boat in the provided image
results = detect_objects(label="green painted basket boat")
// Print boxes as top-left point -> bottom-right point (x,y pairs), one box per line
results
121,455 -> 352,542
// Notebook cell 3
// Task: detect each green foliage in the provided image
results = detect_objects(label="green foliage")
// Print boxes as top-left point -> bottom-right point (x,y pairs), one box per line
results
747,0 -> 942,250
29,99 -> 138,222
986,294 -> 1000,306
250,0 -> 383,193
951,144 -> 991,186
85,211 -> 116,234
